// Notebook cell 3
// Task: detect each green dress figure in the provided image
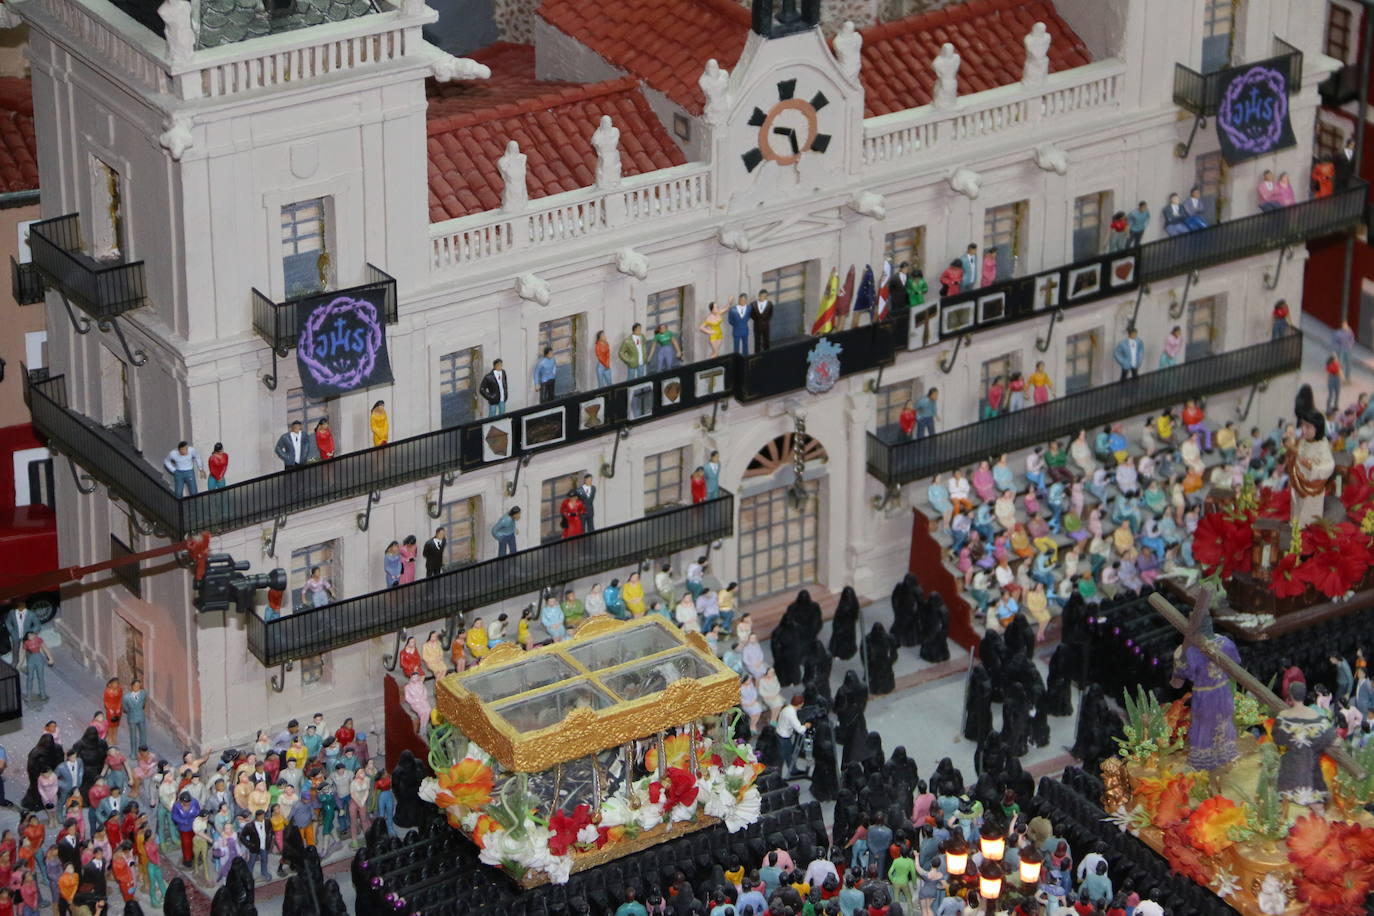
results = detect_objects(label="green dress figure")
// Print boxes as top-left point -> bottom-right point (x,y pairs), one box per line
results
905,270 -> 928,305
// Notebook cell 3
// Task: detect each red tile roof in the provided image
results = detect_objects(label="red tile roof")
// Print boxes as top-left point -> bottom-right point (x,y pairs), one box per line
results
536,0 -> 751,116
426,44 -> 687,222
857,0 -> 1093,117
0,77 -> 37,194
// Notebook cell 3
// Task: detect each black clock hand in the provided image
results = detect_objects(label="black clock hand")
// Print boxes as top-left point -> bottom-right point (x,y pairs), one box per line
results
772,126 -> 799,155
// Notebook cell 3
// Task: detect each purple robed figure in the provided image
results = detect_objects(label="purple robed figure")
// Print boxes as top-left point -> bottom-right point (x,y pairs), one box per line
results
1171,633 -> 1242,770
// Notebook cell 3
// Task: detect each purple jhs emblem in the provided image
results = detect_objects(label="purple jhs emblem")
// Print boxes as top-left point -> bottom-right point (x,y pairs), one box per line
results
1218,66 -> 1287,154
298,296 -> 385,389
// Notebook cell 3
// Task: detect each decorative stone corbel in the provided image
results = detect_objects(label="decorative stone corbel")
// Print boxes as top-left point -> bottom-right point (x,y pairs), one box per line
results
431,54 -> 491,83
717,226 -> 752,253
848,191 -> 886,220
614,247 -> 649,280
1034,144 -> 1068,176
515,273 -> 550,306
948,168 -> 981,200
158,116 -> 194,161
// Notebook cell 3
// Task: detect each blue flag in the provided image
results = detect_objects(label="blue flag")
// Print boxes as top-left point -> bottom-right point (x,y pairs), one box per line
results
853,264 -> 876,313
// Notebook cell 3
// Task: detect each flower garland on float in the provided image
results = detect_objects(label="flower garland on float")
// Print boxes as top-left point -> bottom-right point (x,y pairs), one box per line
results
418,725 -> 765,885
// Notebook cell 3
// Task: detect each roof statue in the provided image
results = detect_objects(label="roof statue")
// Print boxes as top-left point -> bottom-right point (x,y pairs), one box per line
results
931,42 -> 960,109
498,140 -> 528,213
1023,21 -> 1051,85
833,21 -> 862,82
699,59 -> 732,127
592,115 -> 621,189
158,0 -> 195,64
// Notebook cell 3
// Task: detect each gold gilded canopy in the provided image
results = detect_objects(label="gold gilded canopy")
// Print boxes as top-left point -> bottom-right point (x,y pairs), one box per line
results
435,616 -> 741,772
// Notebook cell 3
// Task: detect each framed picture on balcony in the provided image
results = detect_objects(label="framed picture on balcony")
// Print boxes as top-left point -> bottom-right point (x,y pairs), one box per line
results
977,292 -> 1007,325
481,419 -> 513,462
1109,254 -> 1137,288
1065,263 -> 1102,302
579,396 -> 606,431
627,382 -> 654,420
522,407 -> 567,449
694,366 -> 727,398
660,377 -> 683,408
1031,271 -> 1062,311
940,301 -> 975,337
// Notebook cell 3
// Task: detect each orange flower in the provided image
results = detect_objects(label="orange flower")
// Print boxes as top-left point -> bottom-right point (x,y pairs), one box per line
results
1185,795 -> 1246,856
471,813 -> 499,848
434,758 -> 495,810
1132,772 -> 1193,819
1154,776 -> 1193,829
644,734 -> 692,773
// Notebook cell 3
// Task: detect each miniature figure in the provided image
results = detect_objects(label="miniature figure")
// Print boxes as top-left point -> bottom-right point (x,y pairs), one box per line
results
619,323 -> 648,379
1289,385 -> 1334,526
959,243 -> 978,291
534,346 -> 558,403
559,490 -> 586,537
162,441 -> 204,497
370,400 -> 389,446
750,288 -> 774,352
491,507 -> 520,557
1125,200 -> 1150,245
938,260 -> 963,297
931,43 -> 960,109
1022,22 -> 1051,85
728,294 -> 752,355
422,527 -> 446,576
314,419 -> 335,461
498,140 -> 528,212
649,323 -> 681,372
1113,326 -> 1142,380
206,442 -> 228,489
833,21 -> 862,81
479,358 -> 509,416
699,302 -> 725,357
593,330 -> 613,388
591,115 -> 621,188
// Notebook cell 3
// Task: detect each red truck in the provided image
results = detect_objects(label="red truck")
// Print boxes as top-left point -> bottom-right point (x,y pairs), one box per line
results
0,422 -> 59,625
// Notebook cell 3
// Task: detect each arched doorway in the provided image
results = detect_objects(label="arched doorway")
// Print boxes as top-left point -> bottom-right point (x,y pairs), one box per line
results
737,433 -> 828,601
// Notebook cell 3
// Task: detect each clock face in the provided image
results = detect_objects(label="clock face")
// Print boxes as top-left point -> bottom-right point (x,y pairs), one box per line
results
742,78 -> 832,172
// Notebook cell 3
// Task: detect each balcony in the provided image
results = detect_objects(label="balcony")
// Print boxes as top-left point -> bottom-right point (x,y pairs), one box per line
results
10,257 -> 43,306
251,264 -> 397,354
865,333 -> 1302,488
1138,181 -> 1366,283
244,491 -> 735,666
735,319 -> 901,402
26,353 -> 737,538
1319,62 -> 1361,107
27,214 -> 147,321
1173,38 -> 1302,118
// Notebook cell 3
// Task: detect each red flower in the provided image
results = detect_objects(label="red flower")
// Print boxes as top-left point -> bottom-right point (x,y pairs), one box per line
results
547,804 -> 593,857
649,767 -> 699,810
1191,513 -> 1236,576
1260,486 -> 1292,520
1161,823 -> 1209,884
1270,552 -> 1307,599
1288,816 -> 1374,916
1342,465 -> 1374,516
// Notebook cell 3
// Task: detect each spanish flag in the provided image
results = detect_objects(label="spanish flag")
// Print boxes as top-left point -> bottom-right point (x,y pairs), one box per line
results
811,267 -> 841,336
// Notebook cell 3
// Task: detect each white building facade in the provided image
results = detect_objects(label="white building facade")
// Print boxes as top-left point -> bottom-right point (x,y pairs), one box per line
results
13,0 -> 1339,747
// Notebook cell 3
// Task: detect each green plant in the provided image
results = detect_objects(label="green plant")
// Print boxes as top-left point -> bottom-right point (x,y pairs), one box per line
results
1115,686 -> 1183,761
1231,685 -> 1265,731
1334,741 -> 1374,805
1252,741 -> 1286,840
426,720 -> 470,773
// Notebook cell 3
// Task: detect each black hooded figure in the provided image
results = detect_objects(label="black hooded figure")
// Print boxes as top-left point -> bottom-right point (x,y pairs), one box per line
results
866,623 -> 899,696
23,732 -> 62,811
979,630 -> 1009,703
883,746 -> 919,809
770,614 -> 805,687
163,879 -> 192,916
830,586 -> 861,660
390,749 -> 426,829
1072,683 -> 1123,773
834,670 -> 869,762
1002,758 -> 1035,803
962,664 -> 995,744
890,574 -> 919,648
1005,653 -> 1046,706
1001,682 -> 1033,758
810,716 -> 840,802
1031,698 -> 1052,749
1044,644 -> 1076,717
1003,613 -> 1036,662
919,593 -> 951,663
784,589 -> 824,645
974,729 -> 1008,778
756,724 -> 782,769
929,757 -> 964,798
802,640 -> 833,703
861,731 -> 886,775
72,726 -> 108,796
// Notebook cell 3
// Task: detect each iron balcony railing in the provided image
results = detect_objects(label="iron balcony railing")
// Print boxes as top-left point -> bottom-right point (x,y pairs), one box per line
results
1319,62 -> 1361,107
1138,181 -> 1366,283
10,257 -> 43,305
244,490 -> 735,666
27,214 -> 147,320
25,353 -> 737,538
251,264 -> 398,353
1173,37 -> 1303,118
865,332 -> 1302,488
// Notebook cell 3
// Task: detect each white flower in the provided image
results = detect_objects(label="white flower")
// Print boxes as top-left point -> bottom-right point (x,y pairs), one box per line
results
598,796 -> 633,828
576,824 -> 599,845
669,801 -> 698,823
478,828 -> 518,866
721,786 -> 760,832
635,802 -> 665,832
418,778 -> 440,804
543,853 -> 574,885
457,808 -> 478,831
1103,805 -> 1135,833
1212,867 -> 1240,899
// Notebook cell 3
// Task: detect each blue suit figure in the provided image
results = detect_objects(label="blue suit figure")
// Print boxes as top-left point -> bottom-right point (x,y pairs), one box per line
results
1114,328 -> 1143,380
727,298 -> 752,355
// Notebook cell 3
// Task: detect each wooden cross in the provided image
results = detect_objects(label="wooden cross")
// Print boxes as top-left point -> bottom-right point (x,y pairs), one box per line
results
1039,274 -> 1059,309
1148,590 -> 1365,779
